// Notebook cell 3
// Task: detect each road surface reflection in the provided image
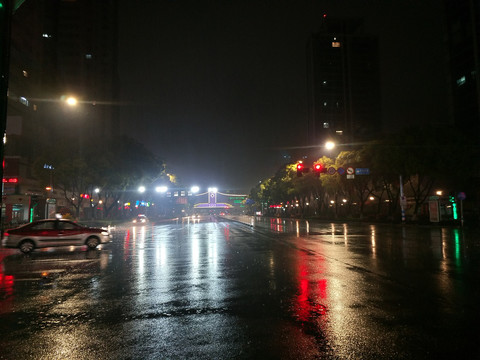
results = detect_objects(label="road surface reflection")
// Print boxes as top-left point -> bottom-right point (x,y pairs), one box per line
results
0,217 -> 479,358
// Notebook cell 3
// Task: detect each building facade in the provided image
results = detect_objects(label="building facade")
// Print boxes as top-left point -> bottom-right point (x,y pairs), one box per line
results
3,0 -> 119,224
306,16 -> 382,147
444,0 -> 480,140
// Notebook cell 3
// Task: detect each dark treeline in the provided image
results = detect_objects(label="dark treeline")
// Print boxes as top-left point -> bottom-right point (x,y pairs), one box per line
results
247,126 -> 479,224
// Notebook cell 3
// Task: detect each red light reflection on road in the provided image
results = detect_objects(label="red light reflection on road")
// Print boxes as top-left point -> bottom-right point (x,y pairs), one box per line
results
124,229 -> 131,260
0,272 -> 15,315
270,218 -> 284,232
293,251 -> 328,323
223,225 -> 230,241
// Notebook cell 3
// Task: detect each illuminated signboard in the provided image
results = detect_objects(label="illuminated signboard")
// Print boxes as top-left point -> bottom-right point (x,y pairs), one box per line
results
2,178 -> 18,183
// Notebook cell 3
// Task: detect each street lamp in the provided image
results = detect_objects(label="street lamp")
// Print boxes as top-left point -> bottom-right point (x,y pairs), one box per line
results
155,186 -> 168,193
66,96 -> 77,106
191,186 -> 200,194
325,141 -> 335,151
138,186 -> 146,193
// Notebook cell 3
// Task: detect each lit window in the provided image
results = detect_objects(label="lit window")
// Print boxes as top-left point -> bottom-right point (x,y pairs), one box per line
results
336,130 -> 343,135
323,122 -> 329,128
22,70 -> 28,77
85,54 -> 92,59
42,33 -> 52,38
20,97 -> 29,107
332,38 -> 341,48
456,76 -> 466,86
323,101 -> 327,106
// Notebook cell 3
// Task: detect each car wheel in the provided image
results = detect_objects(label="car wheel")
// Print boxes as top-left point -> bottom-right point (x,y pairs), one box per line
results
19,240 -> 35,254
86,236 -> 100,249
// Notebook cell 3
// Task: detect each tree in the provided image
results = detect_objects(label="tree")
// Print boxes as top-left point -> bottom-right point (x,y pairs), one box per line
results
33,138 -> 95,218
91,135 -> 166,218
33,135 -> 166,219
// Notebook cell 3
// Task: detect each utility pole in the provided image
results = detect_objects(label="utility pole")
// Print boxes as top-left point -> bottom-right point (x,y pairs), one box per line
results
399,175 -> 406,224
0,0 -> 12,227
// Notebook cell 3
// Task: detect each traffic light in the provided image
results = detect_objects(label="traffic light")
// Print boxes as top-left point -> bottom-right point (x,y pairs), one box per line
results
313,163 -> 325,177
296,162 -> 304,177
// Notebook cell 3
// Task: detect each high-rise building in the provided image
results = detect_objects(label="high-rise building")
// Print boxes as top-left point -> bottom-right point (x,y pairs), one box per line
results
3,0 -> 119,223
53,0 -> 119,138
444,0 -> 480,140
7,0 -> 119,149
307,16 -> 382,147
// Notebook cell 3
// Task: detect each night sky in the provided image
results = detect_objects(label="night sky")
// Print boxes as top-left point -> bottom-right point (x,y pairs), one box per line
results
118,0 -> 446,192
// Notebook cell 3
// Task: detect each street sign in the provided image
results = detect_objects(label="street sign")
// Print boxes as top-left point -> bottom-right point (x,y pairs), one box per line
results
457,192 -> 466,201
337,167 -> 345,175
355,168 -> 370,175
327,167 -> 336,175
346,174 -> 355,180
346,167 -> 354,175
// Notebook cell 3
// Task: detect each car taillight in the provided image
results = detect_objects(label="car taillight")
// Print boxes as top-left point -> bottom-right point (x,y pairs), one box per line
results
3,232 -> 9,237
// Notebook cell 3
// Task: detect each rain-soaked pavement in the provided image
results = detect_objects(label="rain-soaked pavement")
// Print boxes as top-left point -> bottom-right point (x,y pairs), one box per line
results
1,216 -> 480,359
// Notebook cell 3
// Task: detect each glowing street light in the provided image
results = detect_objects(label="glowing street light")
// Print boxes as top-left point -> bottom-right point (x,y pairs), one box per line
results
138,186 -> 146,193
155,186 -> 168,193
191,186 -> 200,194
208,187 -> 218,193
66,96 -> 78,106
325,141 -> 335,150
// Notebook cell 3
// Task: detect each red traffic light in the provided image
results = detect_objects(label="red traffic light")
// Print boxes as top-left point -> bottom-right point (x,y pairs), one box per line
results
296,162 -> 304,177
313,163 -> 324,177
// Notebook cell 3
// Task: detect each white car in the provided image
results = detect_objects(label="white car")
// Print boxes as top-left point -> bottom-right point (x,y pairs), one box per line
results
132,215 -> 148,224
1,219 -> 112,253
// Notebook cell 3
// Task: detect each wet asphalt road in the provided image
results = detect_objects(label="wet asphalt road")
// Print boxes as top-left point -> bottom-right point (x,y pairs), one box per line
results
1,216 -> 480,359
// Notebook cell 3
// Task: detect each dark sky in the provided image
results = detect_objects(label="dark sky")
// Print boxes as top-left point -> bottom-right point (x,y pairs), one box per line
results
118,0 -> 447,192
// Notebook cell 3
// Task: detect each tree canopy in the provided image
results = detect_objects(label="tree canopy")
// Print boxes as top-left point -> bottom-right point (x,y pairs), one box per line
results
248,125 -> 475,222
